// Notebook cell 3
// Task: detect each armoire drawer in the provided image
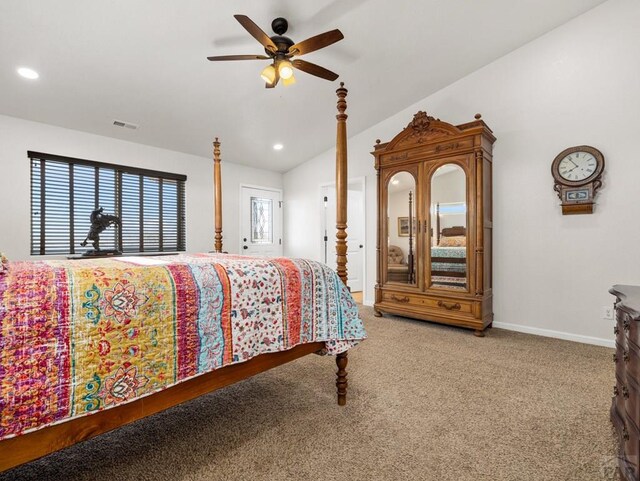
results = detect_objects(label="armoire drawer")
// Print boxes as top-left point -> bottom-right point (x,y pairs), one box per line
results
426,297 -> 475,316
380,291 -> 474,316
380,291 -> 422,307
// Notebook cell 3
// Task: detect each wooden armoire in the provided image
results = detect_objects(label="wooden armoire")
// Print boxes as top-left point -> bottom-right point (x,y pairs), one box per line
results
372,111 -> 495,336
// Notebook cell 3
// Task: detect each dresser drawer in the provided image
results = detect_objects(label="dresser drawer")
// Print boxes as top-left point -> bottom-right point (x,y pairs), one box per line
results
616,316 -> 627,347
626,312 -> 640,350
628,344 -> 640,386
617,375 -> 628,418
622,420 -> 639,478
380,290 -> 475,316
616,343 -> 628,381
626,379 -> 640,432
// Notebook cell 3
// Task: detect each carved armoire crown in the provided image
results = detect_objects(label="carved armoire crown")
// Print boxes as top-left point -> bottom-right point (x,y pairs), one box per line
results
372,111 -> 495,336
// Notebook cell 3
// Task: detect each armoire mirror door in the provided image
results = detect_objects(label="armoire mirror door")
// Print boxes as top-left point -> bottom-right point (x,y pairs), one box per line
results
385,171 -> 417,286
429,163 -> 468,291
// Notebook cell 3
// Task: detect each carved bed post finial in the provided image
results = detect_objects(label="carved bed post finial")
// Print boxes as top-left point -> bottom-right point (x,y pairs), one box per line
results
335,82 -> 348,287
213,137 -> 223,253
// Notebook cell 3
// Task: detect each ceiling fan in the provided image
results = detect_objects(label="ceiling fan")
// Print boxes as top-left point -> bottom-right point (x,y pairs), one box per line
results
207,15 -> 343,88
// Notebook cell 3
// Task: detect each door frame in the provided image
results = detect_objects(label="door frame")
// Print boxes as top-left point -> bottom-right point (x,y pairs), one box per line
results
239,184 -> 284,255
319,176 -> 366,292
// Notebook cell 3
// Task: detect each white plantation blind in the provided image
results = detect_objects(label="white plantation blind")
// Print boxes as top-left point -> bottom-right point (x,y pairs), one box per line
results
29,151 -> 186,255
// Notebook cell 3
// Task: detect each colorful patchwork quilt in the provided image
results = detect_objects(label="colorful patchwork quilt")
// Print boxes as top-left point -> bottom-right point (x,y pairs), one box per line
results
0,253 -> 365,441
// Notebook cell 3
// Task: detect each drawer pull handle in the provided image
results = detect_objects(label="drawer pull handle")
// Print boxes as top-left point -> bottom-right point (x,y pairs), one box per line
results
624,319 -> 630,331
624,351 -> 630,363
623,425 -> 630,441
391,295 -> 410,303
613,353 -> 618,363
614,385 -> 619,396
623,386 -> 629,399
438,301 -> 461,311
614,325 -> 619,335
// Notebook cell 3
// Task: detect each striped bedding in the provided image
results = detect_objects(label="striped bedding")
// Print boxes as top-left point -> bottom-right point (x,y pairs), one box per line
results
0,253 -> 365,441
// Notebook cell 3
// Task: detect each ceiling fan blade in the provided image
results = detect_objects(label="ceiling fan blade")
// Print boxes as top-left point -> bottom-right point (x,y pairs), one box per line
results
234,14 -> 277,52
207,54 -> 270,61
288,29 -> 344,56
292,59 -> 339,81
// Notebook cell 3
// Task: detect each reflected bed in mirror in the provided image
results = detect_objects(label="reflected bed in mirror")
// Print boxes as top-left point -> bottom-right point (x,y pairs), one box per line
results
430,165 -> 467,290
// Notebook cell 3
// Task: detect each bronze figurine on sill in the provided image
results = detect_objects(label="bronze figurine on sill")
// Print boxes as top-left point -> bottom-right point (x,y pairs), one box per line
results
80,207 -> 121,256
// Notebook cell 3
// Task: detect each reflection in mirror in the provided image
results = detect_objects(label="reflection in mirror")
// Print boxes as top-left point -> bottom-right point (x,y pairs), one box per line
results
387,172 -> 416,285
430,164 -> 467,290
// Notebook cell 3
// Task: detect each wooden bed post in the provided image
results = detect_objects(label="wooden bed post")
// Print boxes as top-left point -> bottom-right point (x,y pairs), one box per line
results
335,82 -> 348,286
213,137 -> 223,253
335,82 -> 349,406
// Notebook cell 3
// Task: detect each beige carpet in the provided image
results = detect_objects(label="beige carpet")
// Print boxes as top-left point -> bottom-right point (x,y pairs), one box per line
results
2,306 -> 618,481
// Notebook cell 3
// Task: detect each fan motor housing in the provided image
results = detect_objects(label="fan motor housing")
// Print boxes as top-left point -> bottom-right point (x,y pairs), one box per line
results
266,17 -> 294,55
268,35 -> 294,55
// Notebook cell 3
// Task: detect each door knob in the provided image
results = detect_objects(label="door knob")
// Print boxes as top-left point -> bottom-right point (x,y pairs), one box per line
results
359,244 -> 363,248
243,238 -> 247,242
243,246 -> 248,250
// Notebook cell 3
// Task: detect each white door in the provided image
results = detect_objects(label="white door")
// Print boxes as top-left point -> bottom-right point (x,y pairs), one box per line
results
240,186 -> 283,257
346,188 -> 364,292
321,181 -> 364,292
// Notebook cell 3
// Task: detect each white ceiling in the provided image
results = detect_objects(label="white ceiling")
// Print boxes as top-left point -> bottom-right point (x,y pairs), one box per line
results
0,0 -> 606,172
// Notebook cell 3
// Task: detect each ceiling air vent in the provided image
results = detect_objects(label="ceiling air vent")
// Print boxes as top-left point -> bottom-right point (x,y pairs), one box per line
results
112,119 -> 139,130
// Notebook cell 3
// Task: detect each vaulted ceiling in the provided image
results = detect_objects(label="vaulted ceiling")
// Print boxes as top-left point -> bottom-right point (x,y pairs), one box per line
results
0,0 -> 606,172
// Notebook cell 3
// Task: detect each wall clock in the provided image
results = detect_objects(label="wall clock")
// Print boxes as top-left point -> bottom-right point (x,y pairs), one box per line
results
551,145 -> 605,215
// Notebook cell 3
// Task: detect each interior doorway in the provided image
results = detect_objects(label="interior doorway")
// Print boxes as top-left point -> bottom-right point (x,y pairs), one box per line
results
320,177 -> 365,294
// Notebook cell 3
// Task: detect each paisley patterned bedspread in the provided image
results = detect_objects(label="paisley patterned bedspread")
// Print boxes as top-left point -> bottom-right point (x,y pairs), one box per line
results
0,253 -> 365,441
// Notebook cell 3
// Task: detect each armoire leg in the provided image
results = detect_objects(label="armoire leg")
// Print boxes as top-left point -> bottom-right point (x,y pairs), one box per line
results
373,308 -> 383,317
474,329 -> 486,338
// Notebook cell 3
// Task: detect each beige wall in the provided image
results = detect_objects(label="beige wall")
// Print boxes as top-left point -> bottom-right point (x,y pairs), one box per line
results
284,0 -> 640,346
0,114 -> 282,259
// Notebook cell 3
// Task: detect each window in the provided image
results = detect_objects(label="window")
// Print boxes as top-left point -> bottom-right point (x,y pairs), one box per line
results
250,196 -> 273,244
29,151 -> 186,255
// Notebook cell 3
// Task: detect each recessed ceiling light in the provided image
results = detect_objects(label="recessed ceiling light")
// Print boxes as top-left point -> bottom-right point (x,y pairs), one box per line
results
273,143 -> 284,151
17,67 -> 39,80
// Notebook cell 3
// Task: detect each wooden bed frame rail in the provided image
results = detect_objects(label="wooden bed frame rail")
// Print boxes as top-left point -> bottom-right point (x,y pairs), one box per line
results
0,84 -> 351,474
0,342 -> 324,473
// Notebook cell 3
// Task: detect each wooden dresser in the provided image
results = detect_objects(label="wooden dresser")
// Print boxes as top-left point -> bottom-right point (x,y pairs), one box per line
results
610,285 -> 640,481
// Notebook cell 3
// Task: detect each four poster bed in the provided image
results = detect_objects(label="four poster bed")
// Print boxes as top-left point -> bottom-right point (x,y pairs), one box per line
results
0,84 -> 362,473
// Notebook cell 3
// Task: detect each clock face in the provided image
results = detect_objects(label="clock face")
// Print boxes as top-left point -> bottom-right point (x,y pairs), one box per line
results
557,151 -> 598,182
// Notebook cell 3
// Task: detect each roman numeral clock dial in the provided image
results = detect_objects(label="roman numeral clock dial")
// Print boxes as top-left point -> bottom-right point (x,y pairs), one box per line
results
551,145 -> 605,215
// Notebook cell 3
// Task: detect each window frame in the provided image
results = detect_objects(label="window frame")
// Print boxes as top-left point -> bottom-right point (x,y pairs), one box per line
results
29,151 -> 187,256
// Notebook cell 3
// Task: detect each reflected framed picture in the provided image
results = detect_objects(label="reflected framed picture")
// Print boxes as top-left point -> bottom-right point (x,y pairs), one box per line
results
397,217 -> 416,237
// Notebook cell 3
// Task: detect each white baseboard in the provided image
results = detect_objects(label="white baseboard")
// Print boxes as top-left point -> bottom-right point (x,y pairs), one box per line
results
358,300 -> 613,348
492,321 -> 614,348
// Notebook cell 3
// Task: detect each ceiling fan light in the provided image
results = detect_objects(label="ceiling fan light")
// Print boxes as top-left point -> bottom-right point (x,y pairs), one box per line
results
282,73 -> 296,86
278,60 -> 294,80
260,64 -> 276,84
